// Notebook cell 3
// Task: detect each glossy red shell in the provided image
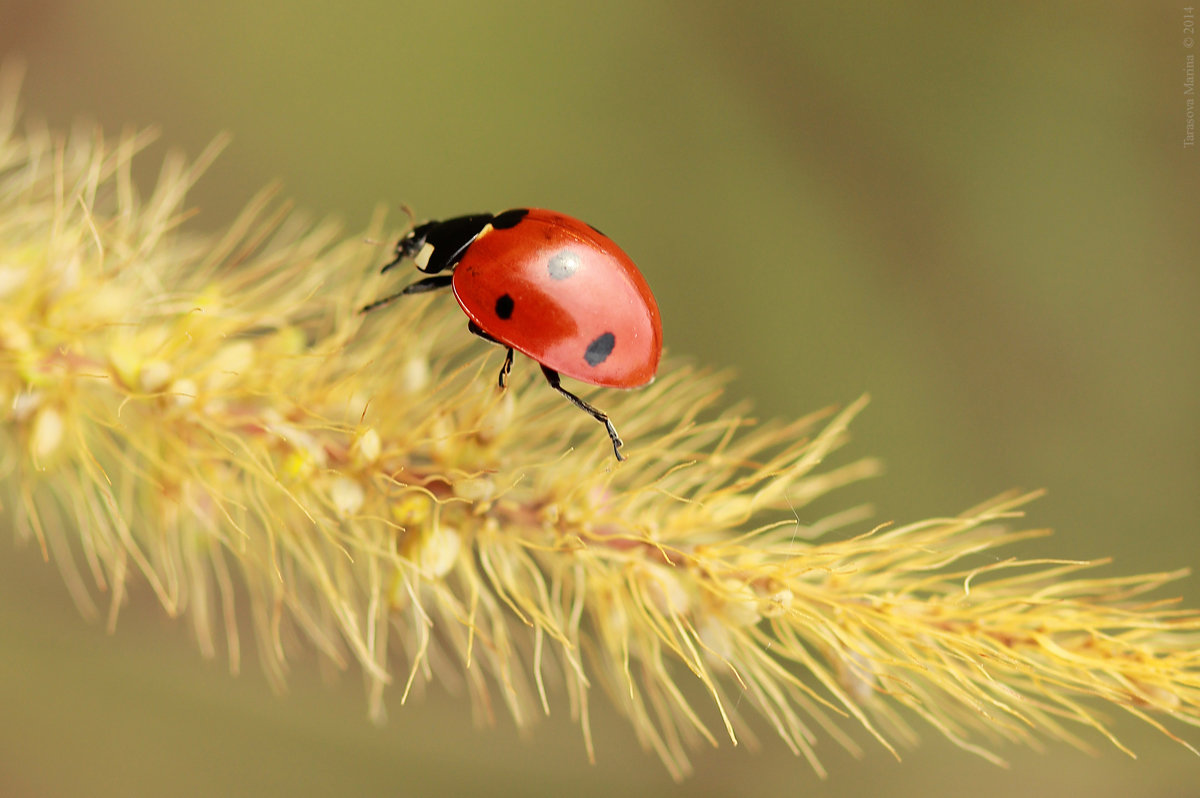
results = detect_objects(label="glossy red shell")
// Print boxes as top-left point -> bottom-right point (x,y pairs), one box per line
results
451,209 -> 662,388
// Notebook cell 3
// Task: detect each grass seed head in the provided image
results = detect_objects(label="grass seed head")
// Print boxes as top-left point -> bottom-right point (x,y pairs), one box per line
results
2,78 -> 1198,780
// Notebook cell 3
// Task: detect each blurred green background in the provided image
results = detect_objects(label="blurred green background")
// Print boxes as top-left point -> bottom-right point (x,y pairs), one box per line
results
2,1 -> 1198,795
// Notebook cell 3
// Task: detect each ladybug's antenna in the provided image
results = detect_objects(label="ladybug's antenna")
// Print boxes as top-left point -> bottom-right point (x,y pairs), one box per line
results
363,206 -> 416,248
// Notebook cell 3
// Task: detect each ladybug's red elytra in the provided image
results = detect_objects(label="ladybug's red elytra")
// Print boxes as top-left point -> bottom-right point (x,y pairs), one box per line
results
363,208 -> 662,460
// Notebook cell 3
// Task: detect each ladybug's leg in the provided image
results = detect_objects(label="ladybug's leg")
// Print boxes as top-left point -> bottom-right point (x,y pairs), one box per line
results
498,347 -> 514,389
360,274 -> 453,313
466,322 -> 515,389
539,366 -> 625,462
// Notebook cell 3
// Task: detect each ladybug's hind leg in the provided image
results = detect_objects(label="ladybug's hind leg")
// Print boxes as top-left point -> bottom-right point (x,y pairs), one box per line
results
540,366 -> 625,462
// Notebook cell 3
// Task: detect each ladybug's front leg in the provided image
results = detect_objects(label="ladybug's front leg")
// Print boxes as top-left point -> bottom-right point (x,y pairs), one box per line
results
539,366 -> 625,462
360,274 -> 454,313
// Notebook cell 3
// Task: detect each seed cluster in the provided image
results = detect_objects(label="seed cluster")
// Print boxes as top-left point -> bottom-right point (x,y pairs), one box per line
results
2,84 -> 1198,780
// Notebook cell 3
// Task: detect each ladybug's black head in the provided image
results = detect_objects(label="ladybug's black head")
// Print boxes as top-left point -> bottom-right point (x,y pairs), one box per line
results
381,221 -> 440,274
381,213 -> 499,277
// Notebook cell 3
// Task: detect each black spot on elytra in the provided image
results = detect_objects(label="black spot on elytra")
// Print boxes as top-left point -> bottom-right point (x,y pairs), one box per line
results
584,332 -> 615,367
491,209 -> 529,229
495,294 -> 515,320
546,250 -> 581,280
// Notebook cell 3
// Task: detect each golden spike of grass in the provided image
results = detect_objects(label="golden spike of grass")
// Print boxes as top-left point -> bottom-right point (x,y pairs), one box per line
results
2,76 -> 1198,781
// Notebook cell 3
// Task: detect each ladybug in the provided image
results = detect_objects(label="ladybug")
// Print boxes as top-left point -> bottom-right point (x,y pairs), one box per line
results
363,208 -> 662,461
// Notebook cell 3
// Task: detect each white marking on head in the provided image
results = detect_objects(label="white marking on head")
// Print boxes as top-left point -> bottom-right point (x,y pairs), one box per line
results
415,243 -> 435,271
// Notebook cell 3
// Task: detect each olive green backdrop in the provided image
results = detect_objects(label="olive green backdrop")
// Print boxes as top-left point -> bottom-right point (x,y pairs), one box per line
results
2,2 -> 1197,796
